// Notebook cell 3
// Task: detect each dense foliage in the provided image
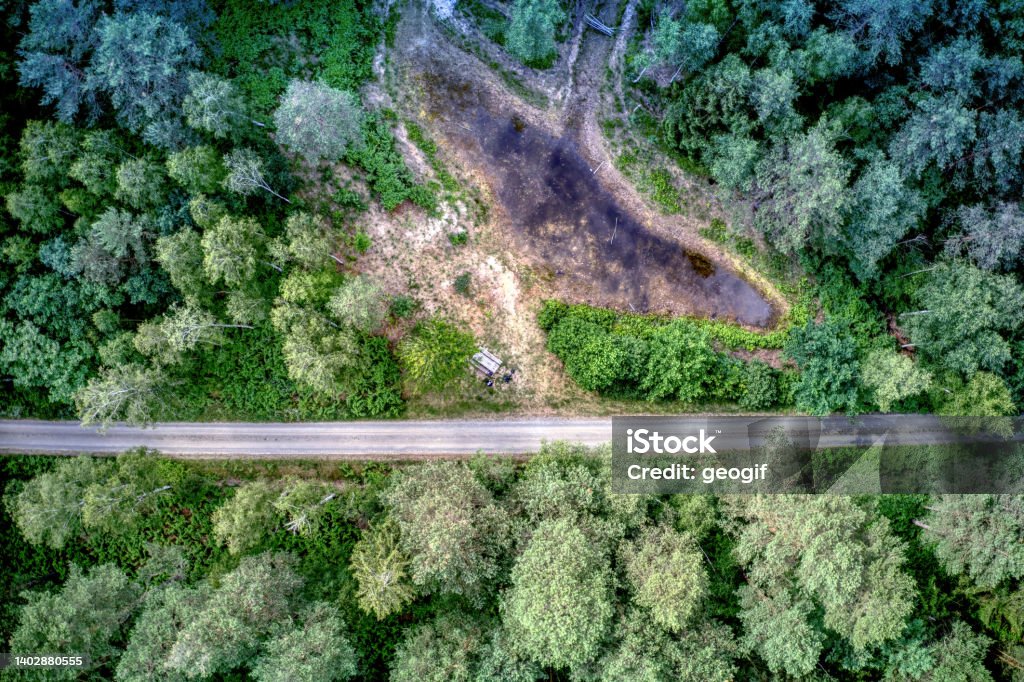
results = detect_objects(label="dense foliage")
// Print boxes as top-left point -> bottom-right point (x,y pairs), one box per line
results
599,0 -> 1024,415
539,300 -> 794,408
3,446 -> 1022,680
0,0 -> 442,422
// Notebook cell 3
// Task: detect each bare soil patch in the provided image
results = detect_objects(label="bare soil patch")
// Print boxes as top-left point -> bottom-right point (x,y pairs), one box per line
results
352,2 -> 787,411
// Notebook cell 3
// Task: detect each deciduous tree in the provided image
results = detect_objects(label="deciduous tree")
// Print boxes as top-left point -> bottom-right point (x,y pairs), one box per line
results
844,157 -> 925,280
201,214 -> 263,288
88,12 -> 198,131
587,610 -> 738,681
830,0 -> 933,65
166,145 -> 226,194
116,583 -> 210,682
114,157 -> 167,209
506,0 -> 564,66
211,479 -> 280,554
17,0 -> 103,122
350,520 -> 416,620
503,517 -> 613,672
269,211 -> 339,270
903,261 -> 1024,376
891,94 -> 976,176
646,15 -> 719,79
0,320 -> 90,403
250,603 -> 357,682
182,71 -> 256,139
947,202 -> 1024,272
223,148 -> 290,202
389,612 -> 485,682
165,552 -> 304,678
326,276 -> 388,334
18,119 -> 80,186
155,229 -> 209,301
74,362 -> 167,428
639,320 -> 717,403
10,564 -> 140,681
917,495 -> 1024,589
752,122 -> 852,255
5,184 -> 65,234
383,461 -> 509,596
784,320 -> 860,415
9,455 -> 111,549
731,495 -> 915,675
861,349 -> 932,412
622,525 -> 707,633
273,80 -> 363,162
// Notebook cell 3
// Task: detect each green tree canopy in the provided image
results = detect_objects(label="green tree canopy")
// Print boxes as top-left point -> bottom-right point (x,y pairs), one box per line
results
273,80 -> 363,162
904,261 -> 1024,376
201,214 -> 263,288
502,517 -> 614,672
861,348 -> 932,412
506,0 -> 565,66
389,612 -> 486,682
74,362 -> 167,428
919,495 -> 1024,589
731,496 -> 915,675
182,71 -> 252,139
350,520 -> 416,620
17,0 -> 103,122
784,320 -> 861,415
586,609 -> 738,682
88,12 -> 198,132
165,552 -> 304,678
622,525 -> 708,633
251,603 -> 358,682
752,122 -> 852,255
211,479 -> 281,555
166,145 -> 226,194
11,564 -> 140,681
383,461 -> 509,596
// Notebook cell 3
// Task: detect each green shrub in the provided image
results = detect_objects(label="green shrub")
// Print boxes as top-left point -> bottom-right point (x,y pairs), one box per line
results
405,120 -> 437,157
448,231 -> 469,246
352,230 -> 372,253
346,336 -> 404,418
389,295 -> 419,319
548,318 -> 648,394
648,168 -> 681,213
398,318 -> 475,394
701,218 -> 729,243
346,115 -> 436,212
453,272 -> 472,296
638,320 -> 718,403
540,300 -> 793,406
210,0 -> 381,115
537,300 -> 570,331
332,187 -> 368,212
739,360 -> 779,410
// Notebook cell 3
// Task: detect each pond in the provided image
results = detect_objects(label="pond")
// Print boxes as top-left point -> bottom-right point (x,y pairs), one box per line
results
415,69 -> 776,328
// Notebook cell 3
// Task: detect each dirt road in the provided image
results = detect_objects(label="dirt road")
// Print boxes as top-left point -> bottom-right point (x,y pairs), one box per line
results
0,419 -> 612,458
1,417 -> 1017,459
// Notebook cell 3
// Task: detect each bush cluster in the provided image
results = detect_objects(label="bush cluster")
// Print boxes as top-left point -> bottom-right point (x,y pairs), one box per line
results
539,300 -> 788,407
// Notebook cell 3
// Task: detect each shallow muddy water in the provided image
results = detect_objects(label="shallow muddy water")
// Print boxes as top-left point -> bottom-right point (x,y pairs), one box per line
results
415,69 -> 775,327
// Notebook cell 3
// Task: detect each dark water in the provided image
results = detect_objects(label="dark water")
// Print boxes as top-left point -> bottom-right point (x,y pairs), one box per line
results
419,72 -> 775,327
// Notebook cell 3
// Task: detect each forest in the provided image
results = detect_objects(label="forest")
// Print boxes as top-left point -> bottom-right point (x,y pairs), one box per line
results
3,447 -> 1024,680
1,0 -> 1023,420
2,0 -> 1024,679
